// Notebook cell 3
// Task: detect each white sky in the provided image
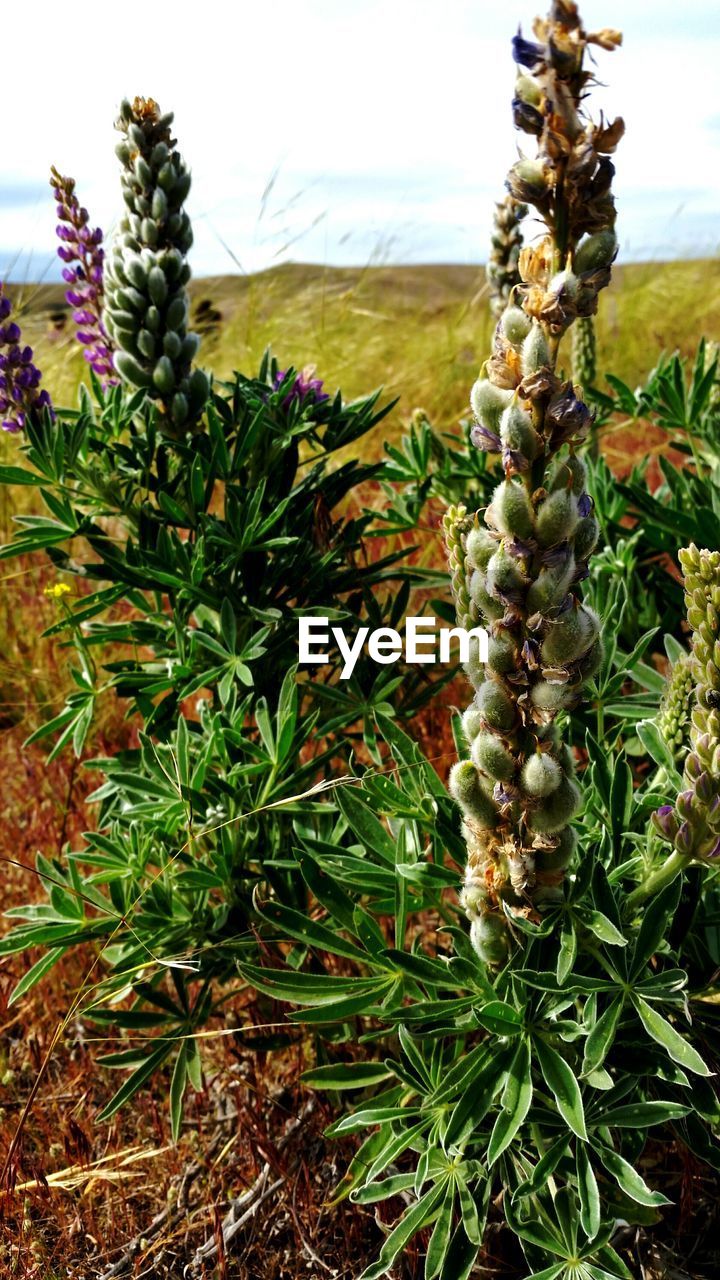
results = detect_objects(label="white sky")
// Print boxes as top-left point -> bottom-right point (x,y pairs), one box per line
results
2,0 -> 719,281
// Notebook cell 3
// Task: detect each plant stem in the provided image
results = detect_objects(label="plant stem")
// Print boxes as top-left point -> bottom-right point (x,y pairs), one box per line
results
626,849 -> 690,910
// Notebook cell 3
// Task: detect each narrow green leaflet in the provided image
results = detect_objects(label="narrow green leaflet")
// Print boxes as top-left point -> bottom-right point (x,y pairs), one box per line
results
535,1039 -> 588,1140
488,1039 -> 533,1164
596,1144 -> 671,1208
633,996 -> 711,1076
359,1182 -> 446,1280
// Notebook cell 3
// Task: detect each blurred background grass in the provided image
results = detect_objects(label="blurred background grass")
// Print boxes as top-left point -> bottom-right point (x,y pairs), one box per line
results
6,257 -> 720,464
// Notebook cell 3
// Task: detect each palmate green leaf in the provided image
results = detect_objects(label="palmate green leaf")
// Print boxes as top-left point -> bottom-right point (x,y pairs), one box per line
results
633,996 -> 710,1076
595,1143 -> 671,1208
488,1038 -> 533,1165
534,1039 -> 588,1140
301,1062 -> 393,1090
359,1182 -> 446,1280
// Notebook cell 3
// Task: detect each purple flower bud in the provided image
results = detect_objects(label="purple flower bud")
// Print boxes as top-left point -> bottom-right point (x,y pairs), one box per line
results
512,29 -> 544,68
675,821 -> 695,857
470,423 -> 502,452
652,805 -> 678,842
577,493 -> 592,518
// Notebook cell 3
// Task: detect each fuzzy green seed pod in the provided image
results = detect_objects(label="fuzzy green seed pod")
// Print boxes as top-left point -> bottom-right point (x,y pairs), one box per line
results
550,454 -> 587,496
527,775 -> 582,834
530,680 -> 579,715
486,546 -> 529,598
470,913 -> 510,966
487,630 -> 520,676
536,489 -> 579,547
470,378 -> 513,431
501,306 -> 533,344
526,552 -> 576,615
574,229 -> 618,273
576,638 -> 603,683
472,732 -> 516,783
541,603 -> 599,665
574,515 -> 600,561
522,322 -> 551,376
477,680 -> 516,732
521,752 -> 562,798
448,762 -> 498,829
465,527 -> 496,572
499,399 -> 541,463
468,569 -> 504,621
462,703 -> 484,744
572,316 -> 596,390
487,480 -> 535,540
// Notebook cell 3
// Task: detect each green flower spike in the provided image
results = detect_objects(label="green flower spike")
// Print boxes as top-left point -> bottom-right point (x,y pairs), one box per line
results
658,651 -> 695,762
652,547 -> 720,866
487,195 -> 527,319
104,97 -> 209,434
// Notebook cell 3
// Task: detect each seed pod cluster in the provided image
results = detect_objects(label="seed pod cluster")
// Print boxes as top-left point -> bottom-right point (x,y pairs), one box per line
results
447,0 -> 623,965
104,97 -> 209,433
653,547 -> 720,862
487,196 -> 527,319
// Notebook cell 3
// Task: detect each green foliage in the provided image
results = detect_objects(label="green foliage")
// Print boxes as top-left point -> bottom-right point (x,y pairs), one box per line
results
0,354 -> 449,1125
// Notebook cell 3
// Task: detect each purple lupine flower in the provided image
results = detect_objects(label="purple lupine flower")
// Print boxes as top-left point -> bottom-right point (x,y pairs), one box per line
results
273,366 -> 329,410
50,166 -> 117,387
0,285 -> 53,433
470,423 -> 502,453
512,30 -> 544,69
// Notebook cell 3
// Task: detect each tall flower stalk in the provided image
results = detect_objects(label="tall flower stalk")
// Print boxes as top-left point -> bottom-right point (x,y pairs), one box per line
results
0,286 -> 53,433
51,168 -> 117,386
104,97 -> 208,433
447,0 -> 623,963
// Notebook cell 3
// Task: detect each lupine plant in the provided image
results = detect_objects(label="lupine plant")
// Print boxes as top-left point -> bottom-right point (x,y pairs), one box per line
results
0,100 -> 449,1127
247,6 -> 720,1278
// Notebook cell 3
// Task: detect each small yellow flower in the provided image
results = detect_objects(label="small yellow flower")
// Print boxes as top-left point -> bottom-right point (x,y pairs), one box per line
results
44,582 -> 71,599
